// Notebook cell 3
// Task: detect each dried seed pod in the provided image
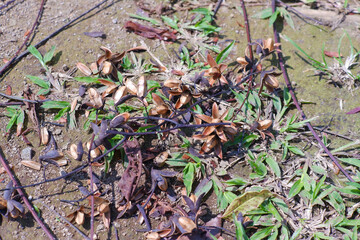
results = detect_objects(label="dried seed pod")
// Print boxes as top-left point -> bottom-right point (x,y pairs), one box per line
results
0,197 -> 6,209
102,61 -> 113,75
264,74 -> 279,89
39,150 -> 64,161
178,216 -> 196,233
75,211 -> 85,225
125,79 -> 138,95
137,75 -> 147,97
164,79 -> 181,89
153,151 -> 168,167
41,127 -> 49,145
88,88 -> 103,108
69,144 -> 78,160
70,97 -> 78,113
157,176 -> 168,191
90,62 -> 99,74
21,160 -> 41,170
257,119 -> 272,131
146,232 -> 160,240
86,142 -> 101,158
109,112 -> 130,128
76,62 -> 92,76
57,159 -> 68,166
113,86 -> 127,104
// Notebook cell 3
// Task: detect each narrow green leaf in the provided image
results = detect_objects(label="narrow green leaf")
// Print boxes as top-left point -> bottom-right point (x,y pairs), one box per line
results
253,7 -> 273,19
269,10 -> 280,26
73,76 -> 100,83
161,16 -> 178,30
183,163 -> 195,195
290,227 -> 302,240
129,13 -> 160,25
54,107 -> 70,121
41,101 -> 70,109
27,75 -> 50,89
288,145 -> 305,156
44,45 -> 56,64
225,177 -> 248,186
265,156 -> 281,177
27,45 -> 44,65
6,111 -> 18,132
216,40 -> 235,64
288,179 -> 303,198
250,226 -> 274,240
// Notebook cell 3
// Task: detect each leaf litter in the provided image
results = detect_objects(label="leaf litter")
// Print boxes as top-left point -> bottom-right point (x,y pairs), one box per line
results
0,0 -> 360,239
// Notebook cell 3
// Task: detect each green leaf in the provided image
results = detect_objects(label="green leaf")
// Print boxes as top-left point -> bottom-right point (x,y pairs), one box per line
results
16,109 -> 25,125
216,40 -> 235,64
41,101 -> 70,109
129,13 -> 160,25
250,226 -> 274,240
6,111 -> 19,132
27,45 -> 44,66
269,10 -> 280,26
290,227 -> 303,240
161,16 -> 178,30
222,189 -> 274,219
338,158 -> 360,168
27,75 -> 50,89
43,45 -> 56,64
225,177 -> 248,186
253,7 -> 273,19
234,213 -> 250,240
288,145 -> 305,156
37,88 -> 50,95
265,156 -> 281,177
73,76 -> 100,83
288,179 -> 303,198
183,163 -> 195,195
54,107 -> 70,121
279,7 -> 295,30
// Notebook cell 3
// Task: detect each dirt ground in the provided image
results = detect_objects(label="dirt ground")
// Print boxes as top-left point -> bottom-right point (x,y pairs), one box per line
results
0,0 -> 360,239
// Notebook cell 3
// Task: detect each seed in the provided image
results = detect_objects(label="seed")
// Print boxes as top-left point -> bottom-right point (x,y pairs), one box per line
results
257,119 -> 272,131
21,160 -> 41,170
102,61 -> 113,75
178,216 -> 196,233
41,127 -> 49,145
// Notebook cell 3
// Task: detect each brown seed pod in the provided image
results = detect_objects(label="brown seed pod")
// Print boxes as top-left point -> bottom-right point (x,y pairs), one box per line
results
69,144 -> 78,160
153,151 -> 169,167
101,61 -> 113,75
146,232 -> 160,240
86,142 -> 101,158
257,119 -> 272,131
157,176 -> 168,191
76,62 -> 92,76
264,74 -> 279,90
90,62 -> 99,74
109,112 -> 130,128
41,127 -> 49,145
88,88 -> 103,108
113,86 -> 127,104
125,79 -> 138,95
178,216 -> 196,233
137,75 -> 147,98
21,160 -> 41,170
70,97 -> 78,113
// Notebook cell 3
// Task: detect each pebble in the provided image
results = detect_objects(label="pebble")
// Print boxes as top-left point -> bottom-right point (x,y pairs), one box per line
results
96,224 -> 104,232
21,147 -> 33,160
112,18 -> 118,24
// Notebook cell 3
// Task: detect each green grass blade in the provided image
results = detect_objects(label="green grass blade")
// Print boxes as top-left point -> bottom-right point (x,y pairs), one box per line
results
129,13 -> 160,25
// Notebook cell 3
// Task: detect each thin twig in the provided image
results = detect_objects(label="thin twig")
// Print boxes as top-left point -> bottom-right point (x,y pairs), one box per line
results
0,0 -> 110,77
0,0 -> 16,11
0,148 -> 55,239
271,0 -> 354,182
0,0 -> 45,77
240,0 -> 253,60
36,199 -> 90,240
88,133 -> 96,240
0,92 -> 39,103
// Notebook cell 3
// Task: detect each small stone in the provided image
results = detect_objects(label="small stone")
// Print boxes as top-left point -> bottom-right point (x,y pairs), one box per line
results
96,224 -> 104,232
112,18 -> 118,24
21,147 -> 33,160
62,64 -> 69,71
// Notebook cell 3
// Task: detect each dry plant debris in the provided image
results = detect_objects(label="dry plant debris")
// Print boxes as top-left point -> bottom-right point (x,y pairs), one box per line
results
0,0 -> 360,239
